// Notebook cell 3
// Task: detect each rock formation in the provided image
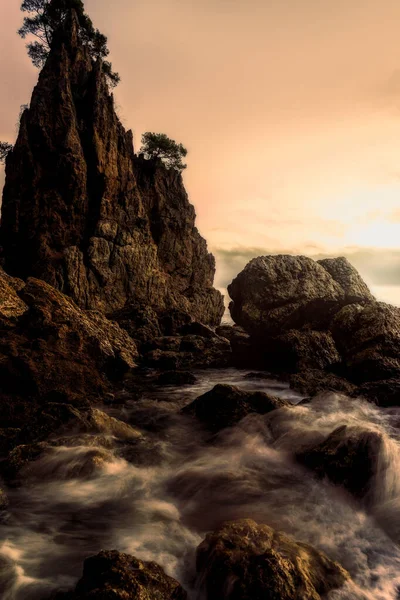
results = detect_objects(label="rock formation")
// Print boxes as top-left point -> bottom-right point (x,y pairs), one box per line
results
0,11 -> 224,336
228,255 -> 373,337
0,267 -> 138,430
196,519 -> 349,600
227,254 -> 400,403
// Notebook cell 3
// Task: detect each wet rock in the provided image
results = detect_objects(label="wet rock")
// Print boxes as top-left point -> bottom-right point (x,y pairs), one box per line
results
296,424 -> 383,499
182,384 -> 288,432
196,518 -> 349,600
2,441 -> 50,481
290,370 -> 358,397
358,378 -> 400,407
2,404 -> 141,480
1,11 -> 223,328
62,550 -> 187,599
156,371 -> 197,386
13,403 -> 141,448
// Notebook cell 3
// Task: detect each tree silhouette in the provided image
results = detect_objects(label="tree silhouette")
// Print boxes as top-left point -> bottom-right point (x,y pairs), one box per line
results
140,133 -> 188,171
18,0 -> 120,87
0,142 -> 13,164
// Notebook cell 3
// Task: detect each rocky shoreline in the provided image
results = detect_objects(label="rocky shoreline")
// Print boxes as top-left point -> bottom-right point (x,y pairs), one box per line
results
1,7 -> 400,600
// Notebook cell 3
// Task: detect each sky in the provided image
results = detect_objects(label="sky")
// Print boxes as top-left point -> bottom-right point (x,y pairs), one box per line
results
1,0 -> 400,302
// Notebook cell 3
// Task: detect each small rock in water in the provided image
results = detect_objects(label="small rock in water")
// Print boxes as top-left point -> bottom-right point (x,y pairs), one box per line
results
50,550 -> 187,599
182,384 -> 289,433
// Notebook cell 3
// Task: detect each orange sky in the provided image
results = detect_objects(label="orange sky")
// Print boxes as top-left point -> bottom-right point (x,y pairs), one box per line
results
2,0 -> 400,297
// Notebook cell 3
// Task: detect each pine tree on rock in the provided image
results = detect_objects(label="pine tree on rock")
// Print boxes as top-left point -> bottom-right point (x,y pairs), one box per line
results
18,0 -> 120,86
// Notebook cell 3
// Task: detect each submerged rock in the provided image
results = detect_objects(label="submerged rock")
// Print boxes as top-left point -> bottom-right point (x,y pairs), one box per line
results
1,10 -> 223,331
196,518 -> 349,600
182,384 -> 288,432
52,550 -> 187,599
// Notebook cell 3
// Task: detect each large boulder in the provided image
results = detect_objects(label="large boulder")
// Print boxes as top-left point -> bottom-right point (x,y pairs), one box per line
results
296,424 -> 384,500
182,384 -> 288,432
196,519 -> 349,600
51,550 -> 187,599
1,11 -> 223,330
227,255 -> 370,336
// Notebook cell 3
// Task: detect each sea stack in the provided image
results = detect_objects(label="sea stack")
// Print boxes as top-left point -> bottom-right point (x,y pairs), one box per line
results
0,11 -> 224,333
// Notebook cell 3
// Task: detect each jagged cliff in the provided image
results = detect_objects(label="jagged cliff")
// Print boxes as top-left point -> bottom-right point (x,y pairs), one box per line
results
0,12 -> 224,331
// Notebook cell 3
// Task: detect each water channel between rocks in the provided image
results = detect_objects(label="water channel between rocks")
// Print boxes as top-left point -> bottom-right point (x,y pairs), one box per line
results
2,368 -> 400,600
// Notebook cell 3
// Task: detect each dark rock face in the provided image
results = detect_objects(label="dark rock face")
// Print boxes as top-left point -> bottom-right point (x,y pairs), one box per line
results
331,302 -> 400,383
196,519 -> 349,600
0,268 -> 138,430
296,424 -> 384,499
1,12 -> 223,334
53,550 -> 187,599
216,325 -> 265,368
142,333 -> 231,370
182,384 -> 288,432
268,330 -> 341,373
